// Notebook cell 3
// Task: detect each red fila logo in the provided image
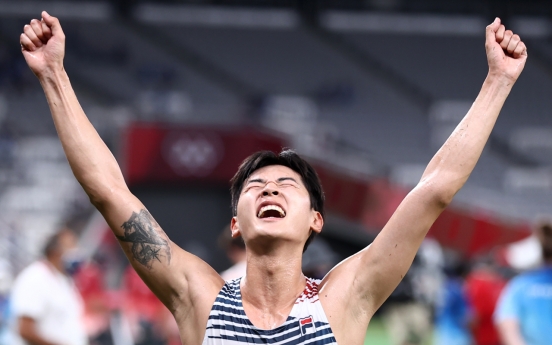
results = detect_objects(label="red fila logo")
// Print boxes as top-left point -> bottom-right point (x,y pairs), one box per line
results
299,316 -> 316,335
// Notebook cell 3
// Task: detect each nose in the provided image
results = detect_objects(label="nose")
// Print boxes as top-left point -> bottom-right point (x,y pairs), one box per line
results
262,182 -> 279,196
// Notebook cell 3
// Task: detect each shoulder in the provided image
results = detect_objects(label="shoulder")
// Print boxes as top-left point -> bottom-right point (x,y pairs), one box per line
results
498,269 -> 550,301
509,268 -> 550,287
13,262 -> 49,287
220,278 -> 241,297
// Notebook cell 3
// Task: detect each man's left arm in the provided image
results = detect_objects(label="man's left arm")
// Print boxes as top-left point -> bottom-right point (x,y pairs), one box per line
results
322,18 -> 527,319
494,281 -> 527,345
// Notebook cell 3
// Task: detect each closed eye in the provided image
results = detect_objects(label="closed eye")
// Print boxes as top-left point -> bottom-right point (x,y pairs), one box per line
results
243,184 -> 263,193
243,177 -> 300,193
278,182 -> 297,188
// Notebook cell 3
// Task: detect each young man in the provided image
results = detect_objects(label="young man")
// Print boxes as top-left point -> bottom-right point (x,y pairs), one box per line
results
494,220 -> 552,345
20,12 -> 527,345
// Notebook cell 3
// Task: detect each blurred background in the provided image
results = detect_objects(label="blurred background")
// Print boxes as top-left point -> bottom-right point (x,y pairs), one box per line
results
0,0 -> 551,344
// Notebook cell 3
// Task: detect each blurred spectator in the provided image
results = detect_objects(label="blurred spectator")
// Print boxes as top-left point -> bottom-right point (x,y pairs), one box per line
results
122,266 -> 179,345
218,226 -> 246,281
8,228 -> 88,345
412,238 -> 445,308
382,239 -> 442,345
465,257 -> 506,345
0,259 -> 13,343
73,261 -> 113,345
381,257 -> 432,345
302,237 -> 338,279
494,219 -> 552,345
434,261 -> 472,345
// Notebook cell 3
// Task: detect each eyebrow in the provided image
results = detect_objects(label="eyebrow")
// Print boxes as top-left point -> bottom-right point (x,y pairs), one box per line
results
277,177 -> 298,183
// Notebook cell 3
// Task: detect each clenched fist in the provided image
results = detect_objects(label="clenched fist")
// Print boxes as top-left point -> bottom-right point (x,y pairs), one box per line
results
20,11 -> 65,78
485,18 -> 527,82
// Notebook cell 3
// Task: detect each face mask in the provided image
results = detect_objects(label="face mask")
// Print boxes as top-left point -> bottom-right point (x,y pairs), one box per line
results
62,249 -> 85,276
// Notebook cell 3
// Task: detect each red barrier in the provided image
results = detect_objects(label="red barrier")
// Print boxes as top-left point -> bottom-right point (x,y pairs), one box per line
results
123,123 -> 284,186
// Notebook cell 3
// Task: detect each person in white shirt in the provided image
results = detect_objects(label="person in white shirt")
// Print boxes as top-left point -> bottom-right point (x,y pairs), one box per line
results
218,226 -> 247,281
9,229 -> 88,345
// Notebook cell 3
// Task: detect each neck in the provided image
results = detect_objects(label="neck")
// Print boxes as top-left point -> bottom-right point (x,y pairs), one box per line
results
45,256 -> 65,275
543,248 -> 552,265
241,246 -> 305,316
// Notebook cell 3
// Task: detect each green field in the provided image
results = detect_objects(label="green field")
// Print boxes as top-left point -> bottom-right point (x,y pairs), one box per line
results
365,318 -> 391,345
365,318 -> 434,345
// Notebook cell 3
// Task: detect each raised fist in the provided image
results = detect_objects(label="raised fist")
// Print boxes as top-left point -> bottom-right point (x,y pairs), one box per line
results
485,18 -> 527,82
20,11 -> 65,78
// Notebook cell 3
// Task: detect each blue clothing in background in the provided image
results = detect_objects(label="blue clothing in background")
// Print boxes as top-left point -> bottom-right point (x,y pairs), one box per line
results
494,266 -> 552,345
434,279 -> 472,345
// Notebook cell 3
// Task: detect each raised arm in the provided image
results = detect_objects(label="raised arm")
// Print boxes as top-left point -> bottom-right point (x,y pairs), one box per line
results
323,18 -> 527,321
19,12 -> 223,320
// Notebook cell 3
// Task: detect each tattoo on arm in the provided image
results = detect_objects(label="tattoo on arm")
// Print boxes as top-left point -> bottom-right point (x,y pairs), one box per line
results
117,209 -> 171,269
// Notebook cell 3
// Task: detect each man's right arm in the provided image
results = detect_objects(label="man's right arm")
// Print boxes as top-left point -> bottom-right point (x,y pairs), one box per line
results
496,319 -> 527,345
494,280 -> 527,345
19,12 -> 223,316
18,317 -> 59,345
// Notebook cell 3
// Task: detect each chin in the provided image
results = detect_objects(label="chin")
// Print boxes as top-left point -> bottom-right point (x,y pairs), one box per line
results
248,223 -> 304,246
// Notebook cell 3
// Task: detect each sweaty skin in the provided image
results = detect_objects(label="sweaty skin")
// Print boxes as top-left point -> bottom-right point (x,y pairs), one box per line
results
21,12 -> 526,345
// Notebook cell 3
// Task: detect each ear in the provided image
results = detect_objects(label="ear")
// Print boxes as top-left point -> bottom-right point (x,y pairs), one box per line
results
310,211 -> 323,234
230,216 -> 241,238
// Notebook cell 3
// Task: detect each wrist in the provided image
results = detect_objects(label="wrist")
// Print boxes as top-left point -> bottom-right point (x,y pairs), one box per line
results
37,65 -> 66,84
486,70 -> 517,86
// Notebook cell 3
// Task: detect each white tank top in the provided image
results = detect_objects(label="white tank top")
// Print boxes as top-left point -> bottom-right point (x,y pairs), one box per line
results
203,277 -> 338,344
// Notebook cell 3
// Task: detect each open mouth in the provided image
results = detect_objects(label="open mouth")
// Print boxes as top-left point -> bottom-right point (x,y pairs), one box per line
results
257,204 -> 286,218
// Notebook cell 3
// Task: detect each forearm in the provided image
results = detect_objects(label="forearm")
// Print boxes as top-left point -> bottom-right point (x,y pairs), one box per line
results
19,317 -> 60,345
21,334 -> 59,345
39,68 -> 128,204
497,320 -> 527,345
420,73 -> 513,202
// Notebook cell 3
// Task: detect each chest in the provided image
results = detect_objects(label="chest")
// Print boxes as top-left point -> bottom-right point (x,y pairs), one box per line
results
39,274 -> 83,319
520,283 -> 552,309
202,280 -> 339,344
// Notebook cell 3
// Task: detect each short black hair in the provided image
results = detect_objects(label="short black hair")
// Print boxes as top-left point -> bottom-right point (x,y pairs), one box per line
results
43,229 -> 73,257
230,150 -> 325,252
536,220 -> 552,260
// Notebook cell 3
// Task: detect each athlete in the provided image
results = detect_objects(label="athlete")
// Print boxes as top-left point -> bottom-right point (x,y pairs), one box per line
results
20,11 -> 527,345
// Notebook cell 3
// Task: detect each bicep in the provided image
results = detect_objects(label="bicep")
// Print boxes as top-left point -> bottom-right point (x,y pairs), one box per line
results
94,188 -> 223,312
